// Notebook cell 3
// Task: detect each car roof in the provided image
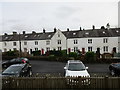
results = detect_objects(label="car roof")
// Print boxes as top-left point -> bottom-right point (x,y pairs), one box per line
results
10,64 -> 26,67
68,60 -> 82,63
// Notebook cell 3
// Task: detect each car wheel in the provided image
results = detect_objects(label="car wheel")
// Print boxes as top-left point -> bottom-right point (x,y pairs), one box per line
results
111,70 -> 115,76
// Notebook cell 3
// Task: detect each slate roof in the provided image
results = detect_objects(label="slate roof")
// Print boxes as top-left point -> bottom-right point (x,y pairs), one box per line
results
1,28 -> 120,41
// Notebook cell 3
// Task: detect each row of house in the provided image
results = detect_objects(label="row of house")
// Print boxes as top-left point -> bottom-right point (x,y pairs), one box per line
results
0,27 -> 120,55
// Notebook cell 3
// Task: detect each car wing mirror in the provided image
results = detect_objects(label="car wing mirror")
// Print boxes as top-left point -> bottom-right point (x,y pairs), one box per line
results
86,67 -> 88,69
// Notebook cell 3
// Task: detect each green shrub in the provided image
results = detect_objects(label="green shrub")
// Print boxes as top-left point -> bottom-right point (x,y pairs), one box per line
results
4,50 -> 19,56
32,50 -> 41,56
69,52 -> 78,59
85,52 -> 96,63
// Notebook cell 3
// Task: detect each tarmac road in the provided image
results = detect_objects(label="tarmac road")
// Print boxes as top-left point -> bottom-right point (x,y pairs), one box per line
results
30,60 -> 110,76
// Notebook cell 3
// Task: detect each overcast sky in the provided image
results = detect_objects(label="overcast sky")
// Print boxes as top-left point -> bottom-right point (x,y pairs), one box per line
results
0,0 -> 119,34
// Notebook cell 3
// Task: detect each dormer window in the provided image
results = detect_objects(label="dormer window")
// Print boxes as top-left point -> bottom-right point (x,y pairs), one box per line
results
73,33 -> 76,35
85,32 -> 89,35
103,31 -> 105,34
25,35 -> 28,38
116,30 -> 119,33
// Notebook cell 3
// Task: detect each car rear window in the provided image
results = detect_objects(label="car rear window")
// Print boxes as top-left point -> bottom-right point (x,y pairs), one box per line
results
2,66 -> 22,75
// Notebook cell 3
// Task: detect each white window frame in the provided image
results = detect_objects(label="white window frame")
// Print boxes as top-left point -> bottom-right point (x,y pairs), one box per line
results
35,41 -> 38,45
103,38 -> 108,43
74,40 -> 78,44
103,46 -> 108,52
46,41 -> 50,45
58,40 -> 61,44
88,47 -> 92,52
88,39 -> 92,44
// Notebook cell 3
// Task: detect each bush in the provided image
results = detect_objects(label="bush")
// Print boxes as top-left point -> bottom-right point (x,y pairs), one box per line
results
69,52 -> 78,59
32,50 -> 41,56
3,50 -> 19,56
85,52 -> 96,63
47,50 -> 67,57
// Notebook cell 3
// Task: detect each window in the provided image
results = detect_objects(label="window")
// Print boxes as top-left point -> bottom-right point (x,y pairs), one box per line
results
58,34 -> 60,37
35,41 -> 38,45
24,42 -> 27,45
24,48 -> 27,52
35,48 -> 38,51
58,47 -> 62,51
103,46 -> 108,52
4,42 -> 7,46
88,39 -> 92,44
4,48 -> 7,52
103,38 -> 108,43
46,41 -> 50,45
58,40 -> 61,44
13,48 -> 17,51
46,47 -> 50,51
88,47 -> 92,52
74,47 -> 78,52
74,40 -> 78,44
13,42 -> 17,46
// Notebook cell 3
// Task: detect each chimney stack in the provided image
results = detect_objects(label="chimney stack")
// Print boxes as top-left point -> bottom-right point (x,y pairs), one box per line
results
80,27 -> 82,31
106,23 -> 110,30
23,31 -> 26,34
13,31 -> 17,35
92,25 -> 95,30
4,33 -> 8,35
32,31 -> 36,34
67,28 -> 69,31
54,27 -> 57,33
43,28 -> 45,33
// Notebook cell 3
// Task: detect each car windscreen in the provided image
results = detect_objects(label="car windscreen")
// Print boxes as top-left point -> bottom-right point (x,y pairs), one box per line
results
68,63 -> 86,71
2,66 -> 22,75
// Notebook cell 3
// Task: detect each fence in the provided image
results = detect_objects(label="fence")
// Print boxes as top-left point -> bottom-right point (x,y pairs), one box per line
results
2,76 -> 120,89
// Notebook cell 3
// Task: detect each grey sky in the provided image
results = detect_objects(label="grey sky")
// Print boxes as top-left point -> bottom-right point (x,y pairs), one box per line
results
0,1 -> 118,34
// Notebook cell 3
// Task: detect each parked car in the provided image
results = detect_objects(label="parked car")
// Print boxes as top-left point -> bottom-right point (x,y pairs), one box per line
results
2,63 -> 32,77
64,60 -> 90,85
2,63 -> 32,86
2,57 -> 29,68
109,63 -> 120,76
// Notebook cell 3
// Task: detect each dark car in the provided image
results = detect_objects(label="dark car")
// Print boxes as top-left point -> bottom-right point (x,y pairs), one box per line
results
109,63 -> 120,76
2,63 -> 32,77
2,57 -> 29,69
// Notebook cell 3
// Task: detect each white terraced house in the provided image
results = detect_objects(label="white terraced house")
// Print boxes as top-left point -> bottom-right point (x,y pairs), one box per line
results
0,27 -> 120,55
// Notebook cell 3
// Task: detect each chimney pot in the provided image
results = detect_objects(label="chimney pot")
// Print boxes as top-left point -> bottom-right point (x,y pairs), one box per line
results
67,28 -> 69,31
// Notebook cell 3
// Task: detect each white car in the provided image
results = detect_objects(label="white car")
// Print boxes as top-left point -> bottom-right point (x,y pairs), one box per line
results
64,60 -> 90,85
64,60 -> 90,77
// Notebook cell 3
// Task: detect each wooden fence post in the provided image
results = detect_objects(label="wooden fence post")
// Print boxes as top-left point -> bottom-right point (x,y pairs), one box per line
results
104,76 -> 109,89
